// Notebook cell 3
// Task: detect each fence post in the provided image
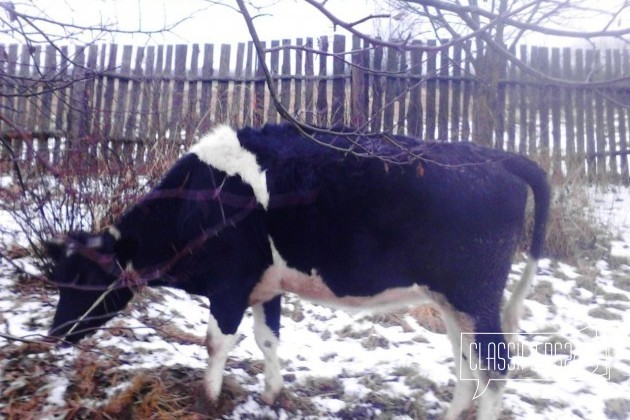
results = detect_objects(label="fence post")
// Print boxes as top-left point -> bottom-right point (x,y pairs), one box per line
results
605,49 -> 618,181
231,42 -> 246,127
68,45 -> 87,140
550,48 -> 562,179
617,49 -> 629,184
186,43 -> 200,141
562,47 -> 576,174
370,39 -> 383,133
304,38 -> 315,126
351,35 -> 367,129
383,44 -> 398,133
316,36 -> 329,126
407,41 -> 423,139
438,41 -> 450,141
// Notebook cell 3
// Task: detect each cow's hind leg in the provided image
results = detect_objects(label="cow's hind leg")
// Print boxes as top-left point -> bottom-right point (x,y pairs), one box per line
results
204,291 -> 247,402
253,295 -> 283,404
438,307 -> 477,420
470,317 -> 509,420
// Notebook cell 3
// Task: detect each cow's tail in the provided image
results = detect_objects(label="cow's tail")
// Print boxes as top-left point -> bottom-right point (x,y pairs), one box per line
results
501,156 -> 551,334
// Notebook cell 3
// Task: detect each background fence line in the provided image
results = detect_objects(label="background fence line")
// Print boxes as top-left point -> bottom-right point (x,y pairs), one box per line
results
0,35 -> 629,183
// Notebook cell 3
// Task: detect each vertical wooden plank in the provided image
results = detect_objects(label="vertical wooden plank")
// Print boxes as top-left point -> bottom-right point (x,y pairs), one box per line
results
438,42 -> 450,140
3,45 -> 18,128
574,48 -> 586,177
111,45 -> 132,140
0,44 -> 7,170
304,38 -> 315,125
91,45 -> 106,139
550,48 -> 562,179
351,35 -> 367,129
538,47 -> 550,167
169,44 -> 187,140
425,40 -> 437,140
518,45 -> 528,154
186,43 -> 200,141
396,48 -> 407,135
451,43 -> 462,141
593,50 -> 606,179
331,34 -> 346,127
370,40 -> 384,133
406,41 -> 423,138
505,46 -> 517,152
134,46 -> 152,165
562,47 -> 575,174
68,45 -> 87,139
316,36 -> 329,126
199,44 -> 214,133
243,42 -> 254,126
605,49 -> 618,181
0,44 -> 7,134
461,41 -> 472,141
159,45 -> 174,140
230,42 -> 245,127
528,47 -> 539,157
125,46 -> 145,140
278,39 -> 292,123
54,45 -> 69,154
83,45 -> 99,141
266,40 -> 280,123
149,45 -> 164,140
294,38 -> 304,122
15,44 -> 32,129
27,46 -> 40,131
383,45 -> 398,133
102,44 -> 118,138
216,44 -> 231,125
253,41 -> 266,127
584,49 -> 596,179
39,45 -> 56,134
617,49 -> 629,184
494,49 -> 507,151
139,46 -> 155,140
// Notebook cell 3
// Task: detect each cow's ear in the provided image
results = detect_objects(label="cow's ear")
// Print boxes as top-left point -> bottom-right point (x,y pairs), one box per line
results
45,239 -> 66,263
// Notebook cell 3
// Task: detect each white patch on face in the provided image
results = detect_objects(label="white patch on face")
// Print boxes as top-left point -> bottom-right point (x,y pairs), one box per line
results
86,236 -> 102,249
189,125 -> 269,209
107,226 -> 122,240
204,311 -> 238,401
252,304 -> 283,404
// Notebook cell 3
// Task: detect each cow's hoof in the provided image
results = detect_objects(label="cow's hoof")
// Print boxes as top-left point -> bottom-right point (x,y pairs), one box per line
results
261,389 -> 280,405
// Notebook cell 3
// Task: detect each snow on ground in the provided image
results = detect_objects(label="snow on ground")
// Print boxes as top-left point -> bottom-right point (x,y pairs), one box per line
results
1,187 -> 629,419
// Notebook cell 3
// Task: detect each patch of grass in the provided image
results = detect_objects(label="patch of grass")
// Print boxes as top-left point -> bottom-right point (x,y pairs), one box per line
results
300,376 -> 344,399
588,306 -> 623,320
524,175 -> 609,262
604,398 -> 630,419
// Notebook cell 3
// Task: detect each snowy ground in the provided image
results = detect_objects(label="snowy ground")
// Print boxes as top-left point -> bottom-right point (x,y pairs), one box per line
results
1,187 -> 629,419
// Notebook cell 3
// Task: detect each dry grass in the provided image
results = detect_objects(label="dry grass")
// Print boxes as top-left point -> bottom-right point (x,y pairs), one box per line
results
523,168 -> 609,262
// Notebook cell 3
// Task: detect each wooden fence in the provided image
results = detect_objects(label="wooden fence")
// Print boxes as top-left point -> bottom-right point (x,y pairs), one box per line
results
0,35 -> 629,182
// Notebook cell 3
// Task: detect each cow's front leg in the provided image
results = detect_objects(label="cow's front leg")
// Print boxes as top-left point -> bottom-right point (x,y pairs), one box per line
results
204,291 -> 246,402
252,296 -> 282,404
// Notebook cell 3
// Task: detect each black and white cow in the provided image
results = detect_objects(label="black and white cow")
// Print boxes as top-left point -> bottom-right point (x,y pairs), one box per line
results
46,123 -> 550,419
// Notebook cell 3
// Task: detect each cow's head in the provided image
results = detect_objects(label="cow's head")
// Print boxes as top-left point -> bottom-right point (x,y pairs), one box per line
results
45,229 -> 135,343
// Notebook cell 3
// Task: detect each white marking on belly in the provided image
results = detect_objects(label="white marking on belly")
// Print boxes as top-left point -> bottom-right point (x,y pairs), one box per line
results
250,238 -> 433,313
189,125 -> 269,209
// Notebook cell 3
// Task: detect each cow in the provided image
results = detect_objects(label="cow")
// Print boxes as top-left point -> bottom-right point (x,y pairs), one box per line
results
45,123 -> 550,419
